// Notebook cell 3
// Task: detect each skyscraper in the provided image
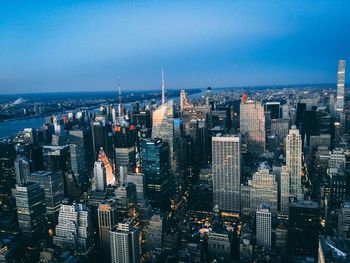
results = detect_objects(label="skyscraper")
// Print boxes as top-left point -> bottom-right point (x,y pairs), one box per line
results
42,145 -> 70,172
338,201 -> 350,238
280,166 -> 290,216
141,139 -> 171,211
212,135 -> 241,214
288,201 -> 319,260
93,160 -> 107,191
15,182 -> 46,243
161,68 -> 165,105
180,89 -> 191,112
110,220 -> 140,263
335,60 -> 346,114
151,100 -> 175,171
250,169 -> 278,214
256,204 -> 271,248
286,126 -> 303,200
28,171 -> 64,224
97,148 -> 114,186
98,199 -> 118,261
69,129 -> 92,191
14,157 -> 30,186
240,100 -> 265,155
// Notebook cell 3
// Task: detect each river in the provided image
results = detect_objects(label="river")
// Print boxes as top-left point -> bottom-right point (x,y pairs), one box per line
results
0,117 -> 46,138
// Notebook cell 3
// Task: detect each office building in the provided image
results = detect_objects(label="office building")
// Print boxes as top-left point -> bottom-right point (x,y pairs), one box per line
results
338,201 -> 350,238
265,101 -> 281,119
141,139 -> 171,211
240,100 -> 265,155
250,169 -> 278,214
288,201 -> 319,259
280,166 -> 290,216
144,213 -> 163,253
15,182 -> 46,243
115,146 -> 136,184
93,160 -> 107,191
14,157 -> 30,185
69,129 -> 92,190
42,145 -> 70,172
92,121 -> 114,162
97,148 -> 115,186
98,199 -> 118,261
256,204 -> 272,248
212,135 -> 241,214
286,126 -> 303,200
28,171 -> 64,223
208,231 -> 231,261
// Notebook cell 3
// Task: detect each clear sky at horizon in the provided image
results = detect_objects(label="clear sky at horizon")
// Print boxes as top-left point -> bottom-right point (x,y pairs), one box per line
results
1,0 -> 350,94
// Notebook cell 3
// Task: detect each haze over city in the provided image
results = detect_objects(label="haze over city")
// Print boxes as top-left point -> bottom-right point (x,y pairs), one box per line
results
1,0 -> 350,93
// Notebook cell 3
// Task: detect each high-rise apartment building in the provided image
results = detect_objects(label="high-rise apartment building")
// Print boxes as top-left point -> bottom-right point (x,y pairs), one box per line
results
240,100 -> 265,155
53,203 -> 92,253
256,204 -> 272,248
110,221 -> 140,263
335,60 -> 346,113
212,135 -> 241,214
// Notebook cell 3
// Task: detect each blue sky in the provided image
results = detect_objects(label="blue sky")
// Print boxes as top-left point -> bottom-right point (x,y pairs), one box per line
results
0,0 -> 350,93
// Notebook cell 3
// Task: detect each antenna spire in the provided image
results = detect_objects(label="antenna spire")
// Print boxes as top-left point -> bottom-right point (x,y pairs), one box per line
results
161,68 -> 165,105
118,77 -> 123,117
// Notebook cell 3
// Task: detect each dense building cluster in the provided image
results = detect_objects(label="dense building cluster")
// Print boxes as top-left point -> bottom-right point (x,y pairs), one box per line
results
0,61 -> 349,262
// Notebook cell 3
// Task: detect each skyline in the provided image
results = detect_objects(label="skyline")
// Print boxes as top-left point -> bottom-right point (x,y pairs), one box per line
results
1,1 -> 350,93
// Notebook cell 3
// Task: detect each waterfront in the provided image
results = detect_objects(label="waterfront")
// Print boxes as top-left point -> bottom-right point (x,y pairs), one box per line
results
0,116 -> 46,138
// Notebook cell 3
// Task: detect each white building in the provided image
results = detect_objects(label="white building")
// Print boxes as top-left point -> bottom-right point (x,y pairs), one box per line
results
53,203 -> 92,252
93,160 -> 106,191
286,125 -> 303,200
335,60 -> 346,114
110,221 -> 140,263
212,135 -> 241,214
250,169 -> 278,214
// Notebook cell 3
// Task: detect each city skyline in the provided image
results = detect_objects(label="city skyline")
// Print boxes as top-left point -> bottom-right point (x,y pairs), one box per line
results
1,1 -> 350,93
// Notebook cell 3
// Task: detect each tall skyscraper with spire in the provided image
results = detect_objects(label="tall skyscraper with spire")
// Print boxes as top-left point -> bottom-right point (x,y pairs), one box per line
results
335,60 -> 346,114
151,100 -> 175,171
161,68 -> 165,105
118,77 -> 123,118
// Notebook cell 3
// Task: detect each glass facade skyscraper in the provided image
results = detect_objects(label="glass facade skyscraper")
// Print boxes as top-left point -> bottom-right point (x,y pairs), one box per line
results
151,100 -> 174,171
141,139 -> 171,211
